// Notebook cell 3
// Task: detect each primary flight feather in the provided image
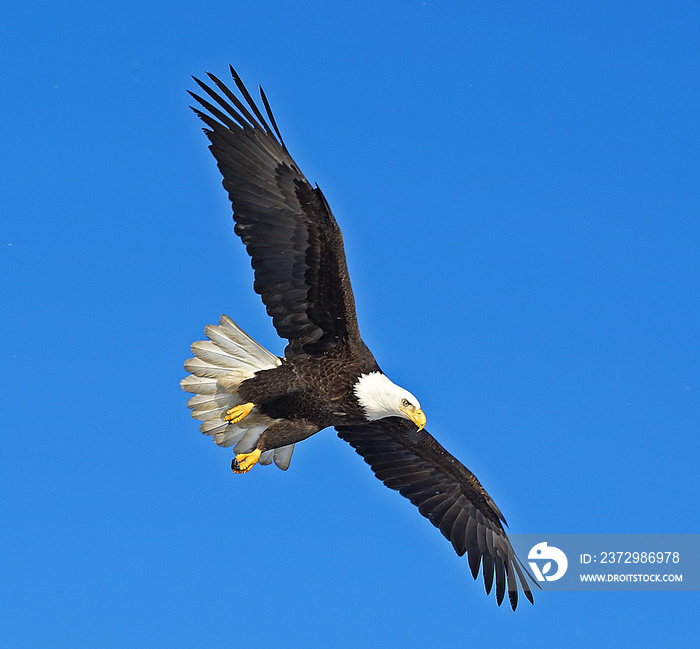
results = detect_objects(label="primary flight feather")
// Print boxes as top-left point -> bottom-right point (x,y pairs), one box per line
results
181,66 -> 535,609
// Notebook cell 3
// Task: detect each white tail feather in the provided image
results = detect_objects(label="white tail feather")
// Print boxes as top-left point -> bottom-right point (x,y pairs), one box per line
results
181,315 -> 295,470
259,445 -> 294,470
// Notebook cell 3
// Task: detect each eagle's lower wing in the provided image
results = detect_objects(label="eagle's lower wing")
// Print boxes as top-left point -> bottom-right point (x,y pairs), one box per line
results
336,419 -> 535,609
189,67 -> 362,357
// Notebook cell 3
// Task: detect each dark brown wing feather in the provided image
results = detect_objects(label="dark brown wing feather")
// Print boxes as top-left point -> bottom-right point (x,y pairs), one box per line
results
189,67 -> 361,357
336,418 -> 536,609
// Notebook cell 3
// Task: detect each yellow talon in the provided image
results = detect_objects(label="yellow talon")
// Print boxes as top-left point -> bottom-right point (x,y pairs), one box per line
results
224,402 -> 255,424
231,448 -> 262,474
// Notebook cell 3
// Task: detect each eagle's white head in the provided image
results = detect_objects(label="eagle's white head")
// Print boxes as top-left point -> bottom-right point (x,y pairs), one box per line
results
353,371 -> 426,430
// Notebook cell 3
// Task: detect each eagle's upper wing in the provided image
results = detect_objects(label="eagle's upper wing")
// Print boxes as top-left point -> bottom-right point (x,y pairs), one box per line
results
336,419 -> 536,609
189,67 -> 362,357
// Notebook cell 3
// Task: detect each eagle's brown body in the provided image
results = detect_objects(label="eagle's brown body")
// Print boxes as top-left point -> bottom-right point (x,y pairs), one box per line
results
237,343 -> 380,448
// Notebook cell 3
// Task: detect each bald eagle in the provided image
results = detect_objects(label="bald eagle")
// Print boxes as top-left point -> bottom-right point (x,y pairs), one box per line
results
181,67 -> 535,609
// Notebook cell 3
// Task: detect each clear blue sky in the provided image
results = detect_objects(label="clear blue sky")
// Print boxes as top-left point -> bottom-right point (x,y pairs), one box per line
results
2,1 -> 698,647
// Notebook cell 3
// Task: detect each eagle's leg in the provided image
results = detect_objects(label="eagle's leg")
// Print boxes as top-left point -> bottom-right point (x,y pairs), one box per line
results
231,448 -> 262,474
223,402 -> 255,424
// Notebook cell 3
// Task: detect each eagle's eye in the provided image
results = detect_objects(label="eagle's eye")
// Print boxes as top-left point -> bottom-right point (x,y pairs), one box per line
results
401,398 -> 411,408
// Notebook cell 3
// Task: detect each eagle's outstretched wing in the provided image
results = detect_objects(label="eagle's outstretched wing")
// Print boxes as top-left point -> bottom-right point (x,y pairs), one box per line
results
336,419 -> 536,609
189,68 -> 363,358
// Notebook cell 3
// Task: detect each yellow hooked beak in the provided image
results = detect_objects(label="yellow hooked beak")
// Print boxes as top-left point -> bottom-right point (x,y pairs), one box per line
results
401,406 -> 426,431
